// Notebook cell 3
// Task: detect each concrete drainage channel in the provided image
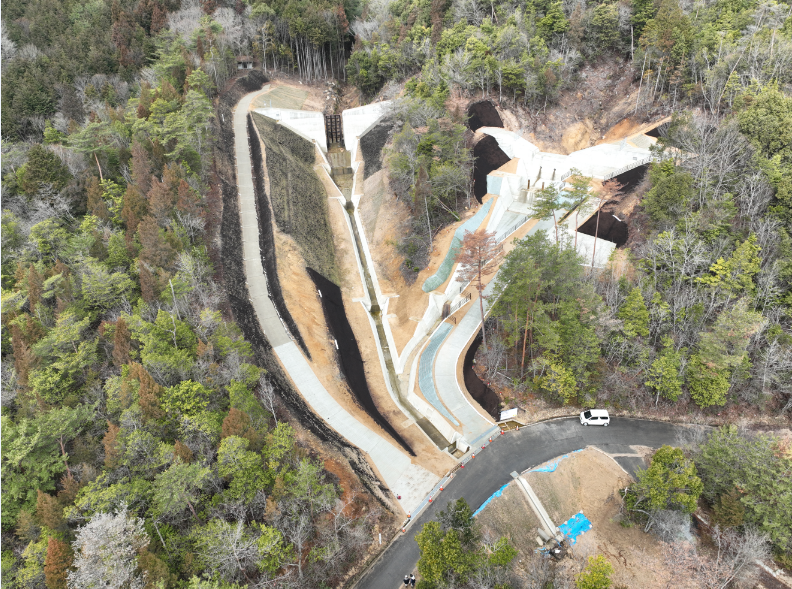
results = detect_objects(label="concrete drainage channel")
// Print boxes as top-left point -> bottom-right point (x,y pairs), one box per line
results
335,174 -> 452,450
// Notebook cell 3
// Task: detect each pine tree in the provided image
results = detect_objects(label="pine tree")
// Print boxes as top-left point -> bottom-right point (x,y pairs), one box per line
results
713,488 -> 745,528
44,537 -> 73,589
129,363 -> 164,421
103,421 -> 121,469
697,234 -> 762,295
176,179 -> 201,216
576,555 -> 613,589
112,318 -> 131,367
86,177 -> 109,222
618,287 -> 649,337
645,337 -> 683,405
121,185 -> 148,248
686,354 -> 731,408
18,145 -> 72,196
174,440 -> 194,463
36,490 -> 64,531
138,261 -> 157,303
138,215 -> 174,268
28,264 -> 43,315
11,322 -> 33,387
148,177 -> 175,223
222,408 -> 263,453
57,474 -> 81,506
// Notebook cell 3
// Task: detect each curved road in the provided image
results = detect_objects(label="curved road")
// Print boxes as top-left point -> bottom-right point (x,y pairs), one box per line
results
355,417 -> 694,589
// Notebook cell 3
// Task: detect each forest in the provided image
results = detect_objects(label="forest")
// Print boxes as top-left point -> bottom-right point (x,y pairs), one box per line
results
2,0 -> 791,583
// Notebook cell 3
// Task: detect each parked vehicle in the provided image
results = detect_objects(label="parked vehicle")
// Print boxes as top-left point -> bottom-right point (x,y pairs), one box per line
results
580,409 -> 610,426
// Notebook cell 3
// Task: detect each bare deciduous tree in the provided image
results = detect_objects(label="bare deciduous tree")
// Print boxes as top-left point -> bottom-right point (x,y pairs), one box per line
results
193,519 -> 260,583
661,527 -> 769,589
68,505 -> 148,589
456,230 -> 503,350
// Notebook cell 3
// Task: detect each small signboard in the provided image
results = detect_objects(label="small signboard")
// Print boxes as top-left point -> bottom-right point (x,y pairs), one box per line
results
500,408 -> 518,421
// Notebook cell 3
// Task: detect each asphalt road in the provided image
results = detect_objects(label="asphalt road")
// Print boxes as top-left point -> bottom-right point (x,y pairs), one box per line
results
354,417 -> 692,589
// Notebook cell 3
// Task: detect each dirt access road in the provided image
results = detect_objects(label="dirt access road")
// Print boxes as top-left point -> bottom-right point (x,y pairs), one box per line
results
353,417 -> 694,589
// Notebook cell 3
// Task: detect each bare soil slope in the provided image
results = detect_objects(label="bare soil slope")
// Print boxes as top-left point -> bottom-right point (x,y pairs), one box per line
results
477,448 -> 680,588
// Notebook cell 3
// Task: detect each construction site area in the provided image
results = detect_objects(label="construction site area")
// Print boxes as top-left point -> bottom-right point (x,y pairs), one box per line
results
226,76 -> 666,517
216,75 -> 792,589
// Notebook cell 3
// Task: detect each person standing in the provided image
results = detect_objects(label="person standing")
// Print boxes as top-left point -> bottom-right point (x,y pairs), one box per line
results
410,574 -> 416,587
403,575 -> 409,587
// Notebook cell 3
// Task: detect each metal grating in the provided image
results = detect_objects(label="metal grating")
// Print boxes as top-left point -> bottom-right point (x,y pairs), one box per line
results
325,114 -> 344,147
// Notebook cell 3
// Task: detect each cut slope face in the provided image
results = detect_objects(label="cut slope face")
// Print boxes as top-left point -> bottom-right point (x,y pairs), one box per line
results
464,335 -> 501,419
576,211 -> 628,247
252,112 -> 339,283
360,117 -> 394,179
467,100 -> 503,131
473,135 -> 511,202
306,267 -> 415,456
246,114 -> 309,355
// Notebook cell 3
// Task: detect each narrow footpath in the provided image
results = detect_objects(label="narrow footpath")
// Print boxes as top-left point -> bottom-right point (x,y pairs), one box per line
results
232,90 -> 439,513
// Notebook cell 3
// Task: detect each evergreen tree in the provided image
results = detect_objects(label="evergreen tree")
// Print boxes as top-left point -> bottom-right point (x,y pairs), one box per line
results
645,337 -> 683,404
17,146 -> 72,196
44,537 -> 73,589
618,287 -> 650,338
576,555 -> 613,589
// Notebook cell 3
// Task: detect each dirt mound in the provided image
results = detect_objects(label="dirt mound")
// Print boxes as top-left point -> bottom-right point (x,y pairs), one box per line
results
473,135 -> 511,202
467,100 -> 503,131
478,448 -> 678,588
526,449 -> 631,526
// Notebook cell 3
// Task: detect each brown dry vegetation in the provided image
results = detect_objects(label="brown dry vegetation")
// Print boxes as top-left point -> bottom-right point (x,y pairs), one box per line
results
494,61 -> 669,155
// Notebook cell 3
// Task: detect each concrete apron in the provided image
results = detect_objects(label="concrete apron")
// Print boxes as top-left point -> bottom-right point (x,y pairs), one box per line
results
233,90 -> 438,515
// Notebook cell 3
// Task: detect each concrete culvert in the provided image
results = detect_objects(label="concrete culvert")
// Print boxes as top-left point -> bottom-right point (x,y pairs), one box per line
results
467,100 -> 503,132
576,164 -> 648,248
645,122 -> 669,138
305,268 -> 416,457
473,135 -> 511,203
463,334 -> 502,419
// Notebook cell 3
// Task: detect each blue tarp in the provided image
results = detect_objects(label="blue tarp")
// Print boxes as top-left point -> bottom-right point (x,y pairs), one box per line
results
472,482 -> 510,518
529,449 -> 583,473
559,512 -> 592,544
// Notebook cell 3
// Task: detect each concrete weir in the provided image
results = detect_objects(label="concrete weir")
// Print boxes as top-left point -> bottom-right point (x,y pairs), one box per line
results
233,90 -> 439,514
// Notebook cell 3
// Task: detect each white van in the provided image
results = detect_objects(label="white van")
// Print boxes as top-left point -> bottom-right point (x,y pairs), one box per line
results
580,409 -> 610,426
